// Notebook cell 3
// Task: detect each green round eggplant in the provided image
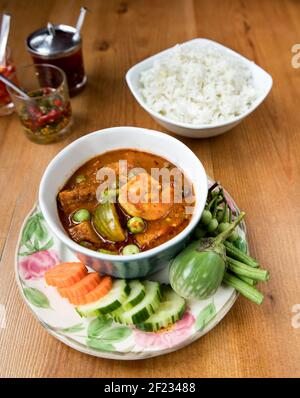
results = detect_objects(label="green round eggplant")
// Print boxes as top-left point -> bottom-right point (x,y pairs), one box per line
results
169,212 -> 246,300
169,240 -> 226,300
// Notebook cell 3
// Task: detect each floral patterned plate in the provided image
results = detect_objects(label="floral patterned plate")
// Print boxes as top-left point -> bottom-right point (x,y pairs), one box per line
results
15,181 -> 246,360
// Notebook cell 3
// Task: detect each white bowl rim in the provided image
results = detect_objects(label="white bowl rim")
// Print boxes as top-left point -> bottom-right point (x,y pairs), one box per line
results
126,38 -> 273,130
39,126 -> 208,262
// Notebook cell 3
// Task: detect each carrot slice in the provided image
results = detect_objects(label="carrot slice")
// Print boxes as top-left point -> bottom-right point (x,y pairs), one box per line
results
45,262 -> 87,288
69,275 -> 113,305
58,272 -> 101,300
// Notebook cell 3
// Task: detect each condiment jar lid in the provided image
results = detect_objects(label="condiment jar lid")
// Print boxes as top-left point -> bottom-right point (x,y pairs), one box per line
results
26,24 -> 81,58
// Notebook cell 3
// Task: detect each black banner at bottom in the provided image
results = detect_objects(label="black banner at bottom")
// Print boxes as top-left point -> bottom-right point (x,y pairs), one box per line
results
0,377 -> 297,393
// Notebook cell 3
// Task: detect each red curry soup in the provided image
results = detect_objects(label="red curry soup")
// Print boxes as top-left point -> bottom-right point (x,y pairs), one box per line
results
57,149 -> 195,254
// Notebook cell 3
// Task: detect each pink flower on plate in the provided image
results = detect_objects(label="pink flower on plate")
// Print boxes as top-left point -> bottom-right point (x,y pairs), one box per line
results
19,250 -> 59,280
134,311 -> 195,349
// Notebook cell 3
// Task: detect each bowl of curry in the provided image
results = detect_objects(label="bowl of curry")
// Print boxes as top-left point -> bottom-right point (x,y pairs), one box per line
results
39,127 -> 208,278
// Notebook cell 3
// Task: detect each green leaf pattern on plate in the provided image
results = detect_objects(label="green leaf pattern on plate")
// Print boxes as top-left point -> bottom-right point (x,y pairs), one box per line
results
59,323 -> 85,333
86,317 -> 132,352
19,212 -> 53,256
38,238 -> 54,252
88,317 -> 113,337
196,302 -> 217,331
86,340 -> 115,352
100,327 -> 132,341
23,287 -> 50,309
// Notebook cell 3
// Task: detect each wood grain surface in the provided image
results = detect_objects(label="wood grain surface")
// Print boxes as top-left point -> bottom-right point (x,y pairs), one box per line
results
0,0 -> 299,378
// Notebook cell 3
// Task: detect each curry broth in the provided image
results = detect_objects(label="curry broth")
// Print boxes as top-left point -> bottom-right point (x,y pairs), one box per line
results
57,149 -> 195,254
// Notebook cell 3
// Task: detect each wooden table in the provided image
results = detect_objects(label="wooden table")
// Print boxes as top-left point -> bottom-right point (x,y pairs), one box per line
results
0,0 -> 299,378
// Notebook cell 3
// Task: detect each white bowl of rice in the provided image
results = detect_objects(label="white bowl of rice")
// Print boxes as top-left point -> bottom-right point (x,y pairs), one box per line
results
126,39 -> 273,138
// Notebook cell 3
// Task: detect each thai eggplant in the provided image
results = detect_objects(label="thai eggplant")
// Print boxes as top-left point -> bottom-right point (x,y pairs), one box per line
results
169,212 -> 245,300
188,182 -> 270,305
93,202 -> 126,242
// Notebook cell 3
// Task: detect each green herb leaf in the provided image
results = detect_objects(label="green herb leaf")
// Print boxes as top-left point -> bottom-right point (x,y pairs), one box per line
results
23,287 -> 50,308
86,339 -> 115,352
196,302 -> 216,331
60,323 -> 85,333
101,327 -> 132,342
87,317 -> 113,338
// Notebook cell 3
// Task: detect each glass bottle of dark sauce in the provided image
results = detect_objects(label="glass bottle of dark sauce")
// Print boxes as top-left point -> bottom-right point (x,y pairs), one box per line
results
26,24 -> 86,96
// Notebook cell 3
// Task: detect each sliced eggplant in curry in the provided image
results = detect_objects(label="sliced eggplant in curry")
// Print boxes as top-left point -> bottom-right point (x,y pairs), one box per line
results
93,202 -> 126,242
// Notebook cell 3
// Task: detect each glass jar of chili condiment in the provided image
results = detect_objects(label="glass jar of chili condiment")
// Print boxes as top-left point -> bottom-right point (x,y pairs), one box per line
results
7,64 -> 73,144
26,24 -> 86,96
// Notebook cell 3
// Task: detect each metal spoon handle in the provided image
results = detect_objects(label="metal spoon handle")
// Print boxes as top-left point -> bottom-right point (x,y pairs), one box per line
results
47,22 -> 56,37
73,7 -> 87,41
0,13 -> 11,65
0,73 -> 30,99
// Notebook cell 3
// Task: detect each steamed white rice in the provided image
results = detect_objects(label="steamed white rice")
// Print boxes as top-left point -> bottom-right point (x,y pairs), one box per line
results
139,43 -> 258,125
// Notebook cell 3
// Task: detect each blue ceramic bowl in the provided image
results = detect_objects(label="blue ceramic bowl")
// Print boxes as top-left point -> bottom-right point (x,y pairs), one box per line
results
39,127 -> 208,278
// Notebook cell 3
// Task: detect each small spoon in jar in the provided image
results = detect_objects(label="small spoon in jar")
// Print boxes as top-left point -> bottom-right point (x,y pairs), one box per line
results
46,22 -> 56,44
0,73 -> 30,99
0,73 -> 47,116
73,6 -> 87,42
0,13 -> 11,66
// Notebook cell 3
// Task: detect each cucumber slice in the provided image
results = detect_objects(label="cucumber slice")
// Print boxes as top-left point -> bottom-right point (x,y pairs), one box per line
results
136,286 -> 186,332
76,279 -> 130,317
114,281 -> 162,325
113,280 -> 146,314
